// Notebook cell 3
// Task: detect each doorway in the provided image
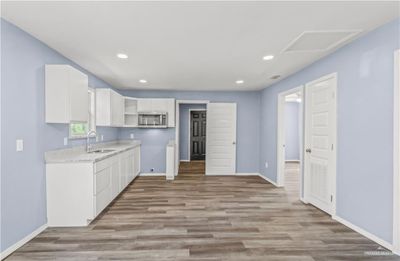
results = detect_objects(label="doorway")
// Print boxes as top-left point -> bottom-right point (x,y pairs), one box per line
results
176,102 -> 208,176
190,110 -> 207,161
277,86 -> 304,201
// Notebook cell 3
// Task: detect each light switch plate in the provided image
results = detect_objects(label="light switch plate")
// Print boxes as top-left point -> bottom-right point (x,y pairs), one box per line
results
130,133 -> 134,139
16,139 -> 23,152
63,137 -> 68,146
265,162 -> 268,168
101,135 -> 104,141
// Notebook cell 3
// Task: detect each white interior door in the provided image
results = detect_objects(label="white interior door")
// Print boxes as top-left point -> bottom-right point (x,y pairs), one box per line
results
206,103 -> 237,175
304,74 -> 337,215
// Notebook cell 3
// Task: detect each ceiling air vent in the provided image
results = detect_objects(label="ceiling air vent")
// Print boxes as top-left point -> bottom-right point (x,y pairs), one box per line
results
283,30 -> 361,52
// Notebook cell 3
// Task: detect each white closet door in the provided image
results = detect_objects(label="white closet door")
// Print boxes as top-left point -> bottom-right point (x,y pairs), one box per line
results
206,103 -> 237,175
304,74 -> 337,215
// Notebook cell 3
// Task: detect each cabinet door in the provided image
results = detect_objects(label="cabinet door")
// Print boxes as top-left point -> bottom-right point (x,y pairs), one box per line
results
133,146 -> 141,177
119,154 -> 128,191
111,91 -> 124,127
110,159 -> 120,198
69,68 -> 88,122
137,99 -> 153,112
166,99 -> 175,127
152,99 -> 168,112
94,167 -> 112,216
128,150 -> 135,182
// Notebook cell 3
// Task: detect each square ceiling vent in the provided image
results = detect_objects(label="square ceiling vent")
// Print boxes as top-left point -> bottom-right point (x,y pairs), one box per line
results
283,30 -> 361,52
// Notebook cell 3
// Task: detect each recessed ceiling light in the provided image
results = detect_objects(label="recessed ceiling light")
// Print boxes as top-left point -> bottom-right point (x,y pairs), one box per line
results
139,79 -> 147,84
236,80 -> 244,84
116,53 -> 128,59
263,55 -> 274,61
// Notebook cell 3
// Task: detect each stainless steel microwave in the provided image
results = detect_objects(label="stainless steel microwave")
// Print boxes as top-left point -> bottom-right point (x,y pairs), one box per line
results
138,112 -> 168,128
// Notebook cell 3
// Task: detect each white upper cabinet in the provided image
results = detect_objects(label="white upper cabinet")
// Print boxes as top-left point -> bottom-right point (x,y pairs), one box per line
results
45,65 -> 88,123
137,98 -> 175,127
96,89 -> 124,127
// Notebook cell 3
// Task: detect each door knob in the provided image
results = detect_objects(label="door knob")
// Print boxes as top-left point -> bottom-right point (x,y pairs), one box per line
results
232,141 -> 236,145
306,148 -> 312,153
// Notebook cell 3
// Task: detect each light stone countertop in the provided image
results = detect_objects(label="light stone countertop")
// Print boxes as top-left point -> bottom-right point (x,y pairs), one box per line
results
45,140 -> 141,164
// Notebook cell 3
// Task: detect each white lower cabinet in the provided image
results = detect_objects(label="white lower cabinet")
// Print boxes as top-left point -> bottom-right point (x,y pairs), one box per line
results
46,145 -> 141,227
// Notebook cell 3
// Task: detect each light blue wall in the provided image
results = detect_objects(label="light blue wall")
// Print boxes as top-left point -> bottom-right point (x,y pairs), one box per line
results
1,19 -> 119,251
118,90 -> 261,173
2,15 -> 399,255
285,102 -> 300,161
179,104 -> 207,161
259,19 -> 400,243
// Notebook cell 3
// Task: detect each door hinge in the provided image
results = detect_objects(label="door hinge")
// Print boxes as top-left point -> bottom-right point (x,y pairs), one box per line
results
332,92 -> 335,99
330,195 -> 333,202
331,144 -> 334,150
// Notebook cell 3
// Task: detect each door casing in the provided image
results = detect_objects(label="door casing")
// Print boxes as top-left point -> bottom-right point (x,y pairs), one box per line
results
175,100 -> 210,176
393,49 -> 400,255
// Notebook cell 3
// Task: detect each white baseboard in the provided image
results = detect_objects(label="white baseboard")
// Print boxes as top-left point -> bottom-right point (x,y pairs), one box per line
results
180,160 -> 190,162
300,197 -> 308,204
1,223 -> 47,260
257,173 -> 281,187
236,172 -> 259,176
139,172 -> 166,176
206,173 -> 236,176
332,215 -> 394,252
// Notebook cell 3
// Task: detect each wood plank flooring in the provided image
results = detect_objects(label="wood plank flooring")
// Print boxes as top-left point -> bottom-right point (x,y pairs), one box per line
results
6,161 -> 399,260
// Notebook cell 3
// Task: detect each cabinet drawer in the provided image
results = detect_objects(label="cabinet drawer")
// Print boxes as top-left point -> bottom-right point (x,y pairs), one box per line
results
94,167 -> 111,195
94,154 -> 118,172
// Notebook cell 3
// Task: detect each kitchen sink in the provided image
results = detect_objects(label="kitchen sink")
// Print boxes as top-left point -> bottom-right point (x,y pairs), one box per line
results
87,149 -> 115,154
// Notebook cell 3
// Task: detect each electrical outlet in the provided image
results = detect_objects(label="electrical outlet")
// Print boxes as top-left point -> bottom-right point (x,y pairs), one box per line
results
63,137 -> 68,146
130,133 -> 134,139
150,168 -> 154,172
265,162 -> 268,168
16,139 -> 23,152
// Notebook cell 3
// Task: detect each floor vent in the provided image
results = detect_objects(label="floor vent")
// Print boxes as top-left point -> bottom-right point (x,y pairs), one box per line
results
283,30 -> 361,52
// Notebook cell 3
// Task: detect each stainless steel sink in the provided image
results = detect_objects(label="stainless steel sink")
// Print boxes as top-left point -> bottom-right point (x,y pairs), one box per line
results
87,149 -> 115,154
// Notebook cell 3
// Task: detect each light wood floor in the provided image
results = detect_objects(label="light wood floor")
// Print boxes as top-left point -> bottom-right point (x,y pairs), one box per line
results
6,161 -> 398,260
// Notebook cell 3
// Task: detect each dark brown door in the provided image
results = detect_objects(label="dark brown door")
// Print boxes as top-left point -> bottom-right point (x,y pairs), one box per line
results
190,111 -> 206,160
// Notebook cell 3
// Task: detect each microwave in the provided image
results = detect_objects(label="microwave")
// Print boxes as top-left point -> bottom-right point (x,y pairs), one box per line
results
138,112 -> 168,128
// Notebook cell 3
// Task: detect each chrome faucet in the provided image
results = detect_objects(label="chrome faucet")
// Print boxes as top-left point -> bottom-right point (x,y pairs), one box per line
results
86,130 -> 97,152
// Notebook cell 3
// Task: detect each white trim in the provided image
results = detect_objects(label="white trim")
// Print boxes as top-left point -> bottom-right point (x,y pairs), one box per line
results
304,72 -> 337,217
257,173 -> 282,187
1,223 -> 48,260
188,109 -> 207,161
300,197 -> 308,204
277,85 -> 304,197
394,49 -> 400,255
175,100 -> 210,176
236,172 -> 259,176
180,160 -> 190,162
206,173 -> 236,176
282,30 -> 362,53
333,215 -> 393,252
139,172 -> 165,176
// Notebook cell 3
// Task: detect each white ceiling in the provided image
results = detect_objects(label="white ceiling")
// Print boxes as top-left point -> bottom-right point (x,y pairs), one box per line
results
2,1 -> 399,91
